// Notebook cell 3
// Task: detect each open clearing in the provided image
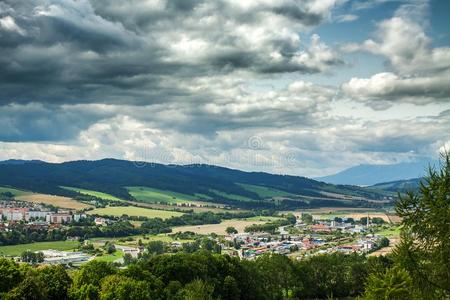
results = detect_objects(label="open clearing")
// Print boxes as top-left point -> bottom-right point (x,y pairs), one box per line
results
61,186 -> 125,202
127,186 -> 210,205
94,251 -> 124,262
87,206 -> 184,219
16,193 -> 92,210
0,240 -> 79,256
172,219 -> 265,235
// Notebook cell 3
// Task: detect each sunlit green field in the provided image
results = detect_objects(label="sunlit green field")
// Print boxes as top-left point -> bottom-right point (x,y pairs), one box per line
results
127,186 -> 209,204
61,186 -> 125,202
94,251 -> 124,262
209,189 -> 253,202
0,186 -> 31,197
87,206 -> 184,219
90,234 -> 194,246
238,183 -> 297,198
245,216 -> 284,222
0,240 -> 79,256
375,226 -> 402,237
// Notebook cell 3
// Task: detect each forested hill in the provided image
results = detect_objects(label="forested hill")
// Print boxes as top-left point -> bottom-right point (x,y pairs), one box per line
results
0,159 -> 389,207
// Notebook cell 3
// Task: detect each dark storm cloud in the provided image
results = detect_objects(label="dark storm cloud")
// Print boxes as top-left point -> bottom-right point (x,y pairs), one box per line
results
0,0 -> 342,107
0,103 -> 111,142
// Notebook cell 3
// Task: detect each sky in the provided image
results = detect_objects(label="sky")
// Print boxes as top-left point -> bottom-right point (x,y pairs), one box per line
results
0,0 -> 449,177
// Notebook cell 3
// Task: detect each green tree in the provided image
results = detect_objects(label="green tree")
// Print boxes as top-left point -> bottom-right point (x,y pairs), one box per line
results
362,267 -> 416,300
0,258 -> 23,293
301,213 -> 313,224
181,280 -> 214,300
394,153 -> 450,298
38,265 -> 72,300
225,226 -> 238,235
222,275 -> 240,300
378,237 -> 390,248
286,213 -> 297,225
71,260 -> 116,299
5,275 -> 47,300
99,275 -> 156,300
20,251 -> 44,264
147,241 -> 165,255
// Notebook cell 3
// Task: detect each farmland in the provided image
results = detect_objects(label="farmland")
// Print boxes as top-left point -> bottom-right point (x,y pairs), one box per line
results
1,186 -> 92,210
87,206 -> 184,219
127,186 -> 210,204
61,186 -> 125,202
238,183 -> 297,198
209,189 -> 253,202
16,194 -> 92,210
0,240 -> 79,256
172,219 -> 265,235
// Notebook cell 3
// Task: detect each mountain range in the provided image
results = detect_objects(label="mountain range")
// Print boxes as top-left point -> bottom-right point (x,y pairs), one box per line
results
316,159 -> 434,186
0,159 -> 394,209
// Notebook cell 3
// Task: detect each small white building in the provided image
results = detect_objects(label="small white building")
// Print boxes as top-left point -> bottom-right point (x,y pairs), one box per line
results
40,249 -> 91,264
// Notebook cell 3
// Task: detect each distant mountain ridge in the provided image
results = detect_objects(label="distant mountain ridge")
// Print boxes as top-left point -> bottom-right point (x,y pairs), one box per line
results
0,158 -> 390,209
370,177 -> 423,193
316,159 -> 434,186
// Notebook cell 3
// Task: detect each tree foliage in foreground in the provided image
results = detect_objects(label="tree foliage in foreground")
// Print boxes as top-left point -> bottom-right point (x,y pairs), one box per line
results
0,251 -> 382,300
393,153 -> 450,298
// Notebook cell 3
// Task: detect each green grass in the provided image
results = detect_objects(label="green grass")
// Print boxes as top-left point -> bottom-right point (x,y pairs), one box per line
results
238,183 -> 297,198
0,240 -> 80,256
89,234 -> 194,246
127,186 -> 209,204
87,206 -> 184,219
375,226 -> 401,237
61,186 -> 125,202
245,216 -> 284,222
94,251 -> 124,262
209,189 -> 254,202
0,186 -> 31,197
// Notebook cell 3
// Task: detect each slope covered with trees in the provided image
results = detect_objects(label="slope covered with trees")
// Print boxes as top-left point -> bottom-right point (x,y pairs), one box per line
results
0,159 -> 389,209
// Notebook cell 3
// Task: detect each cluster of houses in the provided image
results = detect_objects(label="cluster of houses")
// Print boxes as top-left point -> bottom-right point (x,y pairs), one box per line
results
0,200 -> 86,224
223,215 -> 387,260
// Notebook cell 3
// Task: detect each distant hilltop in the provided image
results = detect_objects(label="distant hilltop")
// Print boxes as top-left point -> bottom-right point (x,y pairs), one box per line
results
316,158 -> 435,186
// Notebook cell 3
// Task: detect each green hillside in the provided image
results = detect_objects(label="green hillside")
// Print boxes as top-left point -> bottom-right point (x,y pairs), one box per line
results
0,186 -> 31,197
61,186 -> 125,202
127,186 -> 210,204
238,183 -> 297,198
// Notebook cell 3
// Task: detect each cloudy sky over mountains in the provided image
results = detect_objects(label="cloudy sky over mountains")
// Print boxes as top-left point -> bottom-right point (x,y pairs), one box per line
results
0,0 -> 449,176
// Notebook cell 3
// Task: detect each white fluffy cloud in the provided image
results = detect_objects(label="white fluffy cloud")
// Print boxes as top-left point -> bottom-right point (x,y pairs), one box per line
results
342,0 -> 450,107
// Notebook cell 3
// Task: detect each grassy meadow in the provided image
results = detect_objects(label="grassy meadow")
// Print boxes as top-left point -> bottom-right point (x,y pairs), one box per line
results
0,240 -> 80,256
172,219 -> 265,235
0,186 -> 31,197
87,206 -> 184,219
127,186 -> 210,204
61,186 -> 125,202
238,183 -> 297,198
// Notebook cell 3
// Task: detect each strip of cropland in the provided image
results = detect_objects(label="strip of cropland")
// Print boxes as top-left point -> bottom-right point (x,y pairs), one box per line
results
172,219 -> 266,235
87,206 -> 184,219
1,186 -> 92,210
61,186 -> 126,202
127,186 -> 211,205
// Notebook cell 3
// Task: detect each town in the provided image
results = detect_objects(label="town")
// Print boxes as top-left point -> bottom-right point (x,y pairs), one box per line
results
0,193 -> 396,266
